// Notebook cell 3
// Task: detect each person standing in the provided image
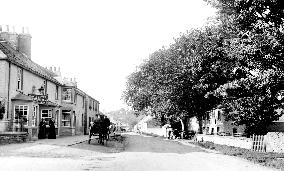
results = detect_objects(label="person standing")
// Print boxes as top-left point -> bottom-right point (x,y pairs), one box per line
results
48,118 -> 56,139
38,119 -> 46,139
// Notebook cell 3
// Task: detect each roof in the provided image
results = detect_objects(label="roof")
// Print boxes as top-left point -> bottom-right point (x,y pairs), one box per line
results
0,41 -> 61,85
11,93 -> 33,101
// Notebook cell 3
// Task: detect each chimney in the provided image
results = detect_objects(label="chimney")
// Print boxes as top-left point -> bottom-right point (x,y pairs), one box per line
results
0,25 -> 18,49
18,27 -> 32,59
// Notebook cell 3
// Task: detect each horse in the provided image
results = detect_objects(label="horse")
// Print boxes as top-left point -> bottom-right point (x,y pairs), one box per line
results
88,116 -> 110,145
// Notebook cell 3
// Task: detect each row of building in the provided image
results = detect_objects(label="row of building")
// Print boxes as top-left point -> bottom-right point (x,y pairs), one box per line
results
0,26 -> 100,140
187,108 -> 284,136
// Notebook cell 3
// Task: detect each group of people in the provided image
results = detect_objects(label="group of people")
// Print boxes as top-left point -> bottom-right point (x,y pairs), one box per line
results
38,118 -> 56,139
89,115 -> 111,145
165,121 -> 183,139
90,115 -> 111,135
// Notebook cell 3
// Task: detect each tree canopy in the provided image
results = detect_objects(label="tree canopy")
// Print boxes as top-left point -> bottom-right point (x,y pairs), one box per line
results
123,0 -> 284,135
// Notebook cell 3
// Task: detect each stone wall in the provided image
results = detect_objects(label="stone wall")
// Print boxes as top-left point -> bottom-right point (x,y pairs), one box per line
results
196,134 -> 252,149
142,128 -> 166,137
265,132 -> 284,153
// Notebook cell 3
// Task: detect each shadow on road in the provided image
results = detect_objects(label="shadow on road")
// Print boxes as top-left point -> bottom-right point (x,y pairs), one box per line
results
71,136 -> 125,153
123,134 -> 204,154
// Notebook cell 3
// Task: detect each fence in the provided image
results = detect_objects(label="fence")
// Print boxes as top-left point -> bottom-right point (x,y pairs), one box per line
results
251,134 -> 265,152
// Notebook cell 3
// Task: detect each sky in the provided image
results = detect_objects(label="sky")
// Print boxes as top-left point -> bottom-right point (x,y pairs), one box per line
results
0,0 -> 216,113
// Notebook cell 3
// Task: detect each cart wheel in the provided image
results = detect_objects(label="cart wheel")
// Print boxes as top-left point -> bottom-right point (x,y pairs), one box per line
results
88,139 -> 91,144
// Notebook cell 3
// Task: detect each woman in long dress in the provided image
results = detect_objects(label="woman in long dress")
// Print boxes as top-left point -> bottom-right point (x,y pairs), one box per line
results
48,118 -> 56,139
38,119 -> 46,139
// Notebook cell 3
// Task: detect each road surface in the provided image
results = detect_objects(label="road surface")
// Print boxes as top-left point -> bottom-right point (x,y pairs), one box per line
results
0,132 -> 277,171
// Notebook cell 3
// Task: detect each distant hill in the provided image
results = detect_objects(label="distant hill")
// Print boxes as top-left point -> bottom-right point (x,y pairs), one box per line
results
106,108 -> 145,128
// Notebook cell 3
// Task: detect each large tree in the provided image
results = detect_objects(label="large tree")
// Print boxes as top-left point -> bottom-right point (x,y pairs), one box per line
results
207,0 -> 284,135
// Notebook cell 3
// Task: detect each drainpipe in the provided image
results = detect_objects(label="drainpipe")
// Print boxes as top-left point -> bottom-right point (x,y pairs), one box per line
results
7,62 -> 11,120
6,62 -> 11,131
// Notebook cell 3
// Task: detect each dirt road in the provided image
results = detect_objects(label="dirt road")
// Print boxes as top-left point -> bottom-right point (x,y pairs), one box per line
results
0,133 -> 277,171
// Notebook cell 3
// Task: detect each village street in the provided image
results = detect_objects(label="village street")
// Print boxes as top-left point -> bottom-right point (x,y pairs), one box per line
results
0,133 -> 277,171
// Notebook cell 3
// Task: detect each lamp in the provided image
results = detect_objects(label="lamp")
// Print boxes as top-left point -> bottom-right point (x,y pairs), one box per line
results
38,86 -> 44,95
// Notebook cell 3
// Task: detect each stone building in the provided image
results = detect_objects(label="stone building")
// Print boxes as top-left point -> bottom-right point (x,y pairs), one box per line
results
0,25 -> 100,139
201,109 -> 245,135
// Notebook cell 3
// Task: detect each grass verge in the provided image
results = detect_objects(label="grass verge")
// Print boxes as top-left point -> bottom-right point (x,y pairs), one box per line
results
190,141 -> 284,170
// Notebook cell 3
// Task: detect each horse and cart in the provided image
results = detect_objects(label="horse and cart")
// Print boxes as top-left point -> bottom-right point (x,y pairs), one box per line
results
88,116 -> 111,145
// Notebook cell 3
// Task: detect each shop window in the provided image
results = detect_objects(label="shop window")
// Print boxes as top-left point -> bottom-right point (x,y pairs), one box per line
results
62,110 -> 71,127
14,105 -> 28,126
32,105 -> 38,127
62,88 -> 72,102
41,109 -> 52,122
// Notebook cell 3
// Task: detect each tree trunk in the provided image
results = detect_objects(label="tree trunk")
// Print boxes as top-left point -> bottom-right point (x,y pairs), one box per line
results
197,116 -> 203,134
179,118 -> 184,139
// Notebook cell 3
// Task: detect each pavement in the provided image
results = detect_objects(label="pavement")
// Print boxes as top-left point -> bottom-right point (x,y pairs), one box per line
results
34,134 -> 90,146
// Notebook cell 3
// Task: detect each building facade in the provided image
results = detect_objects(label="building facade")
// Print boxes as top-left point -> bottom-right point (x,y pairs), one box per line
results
0,26 -> 100,139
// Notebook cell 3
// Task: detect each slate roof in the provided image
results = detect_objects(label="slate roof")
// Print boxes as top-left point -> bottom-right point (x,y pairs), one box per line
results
0,41 -> 61,85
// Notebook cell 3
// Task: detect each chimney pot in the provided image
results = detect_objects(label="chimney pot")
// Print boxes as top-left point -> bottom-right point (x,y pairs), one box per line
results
54,67 -> 56,71
26,27 -> 29,34
6,25 -> 9,32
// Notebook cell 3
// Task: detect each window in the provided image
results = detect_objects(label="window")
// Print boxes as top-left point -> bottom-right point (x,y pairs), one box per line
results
94,102 -> 98,112
62,110 -> 71,127
41,109 -> 52,122
93,101 -> 95,111
55,85 -> 59,100
14,105 -> 28,126
82,114 -> 84,126
89,99 -> 92,110
217,110 -> 221,120
17,67 -> 23,90
74,93 -> 77,104
42,80 -> 47,95
82,97 -> 85,108
89,117 -> 91,127
32,105 -> 38,127
62,88 -> 72,102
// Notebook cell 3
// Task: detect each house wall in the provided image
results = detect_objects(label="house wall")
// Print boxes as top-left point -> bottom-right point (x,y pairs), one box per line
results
85,96 -> 98,134
203,109 -> 245,135
0,60 -> 9,121
73,93 -> 85,135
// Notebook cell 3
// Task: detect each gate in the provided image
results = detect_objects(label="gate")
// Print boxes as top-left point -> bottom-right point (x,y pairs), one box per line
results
252,134 -> 266,152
